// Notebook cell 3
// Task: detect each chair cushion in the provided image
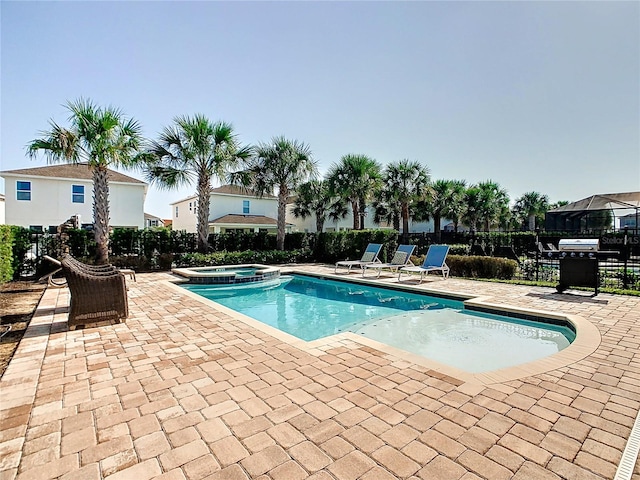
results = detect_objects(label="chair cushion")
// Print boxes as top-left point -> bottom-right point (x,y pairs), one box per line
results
390,251 -> 408,265
361,252 -> 376,262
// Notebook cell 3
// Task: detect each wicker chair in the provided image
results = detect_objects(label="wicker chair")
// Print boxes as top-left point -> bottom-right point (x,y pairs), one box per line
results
60,256 -> 128,330
62,254 -> 118,273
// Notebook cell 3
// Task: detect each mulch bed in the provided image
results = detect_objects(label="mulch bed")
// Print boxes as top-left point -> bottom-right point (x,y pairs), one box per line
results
0,281 -> 46,378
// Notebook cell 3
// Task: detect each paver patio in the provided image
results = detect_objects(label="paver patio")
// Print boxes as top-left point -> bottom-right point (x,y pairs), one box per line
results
1,265 -> 639,480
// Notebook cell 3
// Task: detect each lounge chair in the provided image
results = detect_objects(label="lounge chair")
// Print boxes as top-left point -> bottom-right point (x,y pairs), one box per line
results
335,243 -> 383,274
398,245 -> 450,283
362,244 -> 416,278
60,255 -> 128,329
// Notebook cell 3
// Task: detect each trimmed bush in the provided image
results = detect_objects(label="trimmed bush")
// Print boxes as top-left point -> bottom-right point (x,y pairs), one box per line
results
411,253 -> 518,280
315,230 -> 399,264
0,225 -> 33,282
448,255 -> 518,279
173,249 -> 314,268
0,226 -> 13,283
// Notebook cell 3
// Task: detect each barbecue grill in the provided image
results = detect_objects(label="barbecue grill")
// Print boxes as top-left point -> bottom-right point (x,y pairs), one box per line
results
541,239 -> 617,295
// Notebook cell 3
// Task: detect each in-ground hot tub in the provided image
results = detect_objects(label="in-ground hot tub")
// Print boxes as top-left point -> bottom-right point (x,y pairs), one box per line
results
171,264 -> 280,284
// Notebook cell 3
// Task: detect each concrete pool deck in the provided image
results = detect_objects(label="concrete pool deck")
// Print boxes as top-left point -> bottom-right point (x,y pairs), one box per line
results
1,265 -> 639,479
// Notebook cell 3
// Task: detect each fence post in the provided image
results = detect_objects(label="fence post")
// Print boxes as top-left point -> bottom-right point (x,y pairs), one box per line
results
535,228 -> 540,282
623,227 -> 629,290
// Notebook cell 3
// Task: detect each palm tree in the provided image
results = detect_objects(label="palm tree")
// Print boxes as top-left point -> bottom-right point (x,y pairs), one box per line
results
292,180 -> 347,233
423,179 -> 457,242
463,186 -> 483,233
381,160 -> 430,238
326,154 -> 381,230
476,180 -> 510,232
442,180 -> 467,233
27,98 -> 144,264
372,193 -> 401,231
143,114 -> 251,253
513,191 -> 550,231
238,136 -> 317,250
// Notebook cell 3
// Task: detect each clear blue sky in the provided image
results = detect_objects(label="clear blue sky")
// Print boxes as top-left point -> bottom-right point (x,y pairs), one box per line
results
2,1 -> 639,219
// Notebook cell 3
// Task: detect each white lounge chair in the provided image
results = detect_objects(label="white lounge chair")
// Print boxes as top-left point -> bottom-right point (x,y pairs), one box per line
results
335,243 -> 383,274
363,244 -> 416,278
398,245 -> 450,283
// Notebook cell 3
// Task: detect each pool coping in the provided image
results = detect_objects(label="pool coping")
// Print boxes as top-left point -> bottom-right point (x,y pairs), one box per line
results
166,268 -> 602,388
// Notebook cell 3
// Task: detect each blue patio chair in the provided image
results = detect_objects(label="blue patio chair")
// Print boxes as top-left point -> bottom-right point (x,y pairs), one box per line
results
398,245 -> 450,283
362,244 -> 416,278
335,243 -> 383,274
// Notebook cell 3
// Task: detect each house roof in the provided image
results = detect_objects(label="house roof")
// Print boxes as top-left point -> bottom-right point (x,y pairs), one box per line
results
171,185 -> 276,205
211,185 -> 275,198
548,192 -> 640,213
0,163 -> 146,184
210,214 -> 293,226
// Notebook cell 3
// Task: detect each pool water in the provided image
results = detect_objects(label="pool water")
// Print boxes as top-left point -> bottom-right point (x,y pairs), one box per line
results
182,274 -> 575,373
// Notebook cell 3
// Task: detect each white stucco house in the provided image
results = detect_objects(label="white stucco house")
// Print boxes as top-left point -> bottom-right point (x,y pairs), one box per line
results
0,164 -> 147,231
171,185 -> 441,235
171,185 -> 294,234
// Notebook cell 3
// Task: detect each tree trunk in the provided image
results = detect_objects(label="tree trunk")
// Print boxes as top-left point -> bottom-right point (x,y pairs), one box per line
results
93,167 -> 110,264
351,201 -> 359,230
434,214 -> 442,243
401,202 -> 410,241
358,197 -> 366,230
196,176 -> 211,253
315,213 -> 324,233
528,214 -> 536,231
484,219 -> 490,232
277,190 -> 287,250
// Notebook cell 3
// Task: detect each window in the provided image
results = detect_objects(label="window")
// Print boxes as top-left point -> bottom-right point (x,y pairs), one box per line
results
17,181 -> 31,201
175,206 -> 179,218
243,200 -> 250,214
72,185 -> 85,203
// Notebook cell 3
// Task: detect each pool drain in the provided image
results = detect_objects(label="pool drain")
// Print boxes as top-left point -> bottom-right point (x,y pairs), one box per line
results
614,408 -> 640,480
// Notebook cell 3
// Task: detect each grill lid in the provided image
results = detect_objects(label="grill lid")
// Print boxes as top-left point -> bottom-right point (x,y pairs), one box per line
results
558,238 -> 600,252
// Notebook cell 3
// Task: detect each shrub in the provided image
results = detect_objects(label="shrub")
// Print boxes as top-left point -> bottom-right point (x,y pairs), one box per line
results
315,230 -> 399,263
0,226 -> 13,283
0,226 -> 34,282
411,253 -> 518,280
447,255 -> 518,279
173,249 -> 314,268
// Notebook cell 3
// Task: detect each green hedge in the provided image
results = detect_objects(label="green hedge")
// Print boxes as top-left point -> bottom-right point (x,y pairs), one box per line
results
448,255 -> 518,279
314,229 -> 399,263
173,249 -> 314,268
0,226 -> 13,283
411,253 -> 518,280
0,225 -> 32,283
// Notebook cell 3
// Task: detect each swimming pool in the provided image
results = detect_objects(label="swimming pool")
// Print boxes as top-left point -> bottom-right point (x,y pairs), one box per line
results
182,274 -> 575,373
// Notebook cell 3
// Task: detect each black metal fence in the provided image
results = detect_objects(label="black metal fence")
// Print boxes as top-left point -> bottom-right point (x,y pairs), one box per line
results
16,229 -> 640,292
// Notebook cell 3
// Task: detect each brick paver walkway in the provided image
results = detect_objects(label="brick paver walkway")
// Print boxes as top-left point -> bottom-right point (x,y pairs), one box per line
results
1,266 -> 639,479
